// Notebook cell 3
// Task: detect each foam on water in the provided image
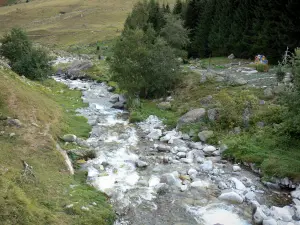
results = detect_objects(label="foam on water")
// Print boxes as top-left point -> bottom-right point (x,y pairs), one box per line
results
187,204 -> 251,225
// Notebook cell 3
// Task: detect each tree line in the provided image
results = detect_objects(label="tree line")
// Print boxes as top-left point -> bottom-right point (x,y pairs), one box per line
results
174,0 -> 300,63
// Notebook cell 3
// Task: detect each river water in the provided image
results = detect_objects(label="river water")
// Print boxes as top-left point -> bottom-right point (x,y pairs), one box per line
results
54,76 -> 289,225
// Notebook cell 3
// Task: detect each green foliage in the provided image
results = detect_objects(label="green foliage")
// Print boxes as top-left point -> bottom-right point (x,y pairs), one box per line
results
215,90 -> 258,129
224,130 -> 300,179
276,68 -> 285,82
255,64 -> 267,72
129,100 -> 179,128
0,28 -> 51,80
173,0 -> 183,15
110,28 -> 180,98
179,0 -> 299,62
160,14 -> 189,57
281,48 -> 300,137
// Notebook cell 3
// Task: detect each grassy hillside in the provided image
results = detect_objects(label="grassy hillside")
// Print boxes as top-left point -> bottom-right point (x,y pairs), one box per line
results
0,0 -> 174,48
0,68 -> 115,224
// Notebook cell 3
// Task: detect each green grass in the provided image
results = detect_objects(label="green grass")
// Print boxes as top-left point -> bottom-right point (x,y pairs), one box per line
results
0,0 -> 176,49
223,130 -> 300,181
129,100 -> 179,129
0,68 -> 114,225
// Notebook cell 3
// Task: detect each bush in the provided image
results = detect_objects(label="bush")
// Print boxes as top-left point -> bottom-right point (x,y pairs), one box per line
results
110,28 -> 180,98
276,68 -> 285,82
0,28 -> 51,80
256,63 -> 268,72
215,90 -> 258,129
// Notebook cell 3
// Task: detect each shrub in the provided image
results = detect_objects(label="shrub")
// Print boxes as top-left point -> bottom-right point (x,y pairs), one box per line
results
110,28 -> 180,98
215,90 -> 258,129
276,67 -> 285,82
256,63 -> 268,72
0,28 -> 51,80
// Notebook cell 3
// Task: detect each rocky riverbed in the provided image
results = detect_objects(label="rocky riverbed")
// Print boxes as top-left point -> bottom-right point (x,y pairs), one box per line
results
54,70 -> 300,225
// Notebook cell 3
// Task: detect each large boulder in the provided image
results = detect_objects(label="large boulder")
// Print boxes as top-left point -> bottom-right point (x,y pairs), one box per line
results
177,108 -> 206,128
253,207 -> 268,224
109,94 -> 119,103
227,74 -> 247,86
62,134 -> 77,142
270,206 -> 293,222
147,129 -> 162,140
198,130 -> 214,142
157,102 -> 172,110
66,60 -> 93,79
207,108 -> 219,122
219,192 -> 243,204
111,101 -> 125,109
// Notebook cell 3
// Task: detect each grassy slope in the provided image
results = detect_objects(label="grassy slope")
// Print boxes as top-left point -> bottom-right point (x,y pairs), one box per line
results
129,57 -> 300,180
0,68 -> 114,224
0,0 -> 175,48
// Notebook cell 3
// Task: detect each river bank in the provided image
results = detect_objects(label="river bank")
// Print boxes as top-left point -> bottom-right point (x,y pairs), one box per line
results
54,71 -> 300,225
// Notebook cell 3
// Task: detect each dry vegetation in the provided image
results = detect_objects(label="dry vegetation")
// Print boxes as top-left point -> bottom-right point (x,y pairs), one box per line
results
0,0 -> 174,48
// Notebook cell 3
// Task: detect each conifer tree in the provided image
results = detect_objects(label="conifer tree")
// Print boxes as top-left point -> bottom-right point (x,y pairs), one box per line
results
173,0 -> 183,15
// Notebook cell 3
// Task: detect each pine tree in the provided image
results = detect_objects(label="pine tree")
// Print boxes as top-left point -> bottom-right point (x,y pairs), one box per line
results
192,0 -> 216,57
173,0 -> 183,15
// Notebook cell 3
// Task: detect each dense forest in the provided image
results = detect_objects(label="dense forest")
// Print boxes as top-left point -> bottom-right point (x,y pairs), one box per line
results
122,0 -> 300,64
176,0 -> 300,63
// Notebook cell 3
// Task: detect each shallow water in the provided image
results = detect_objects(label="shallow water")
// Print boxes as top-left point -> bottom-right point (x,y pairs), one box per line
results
54,76 -> 271,225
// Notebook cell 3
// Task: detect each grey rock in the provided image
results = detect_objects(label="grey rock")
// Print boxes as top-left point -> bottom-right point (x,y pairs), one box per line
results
198,130 -> 214,142
147,129 -> 162,140
264,88 -> 274,98
177,108 -> 206,127
7,118 -> 22,127
137,180 -> 149,186
81,206 -> 90,211
203,145 -> 216,155
233,126 -> 241,134
181,133 -> 190,140
207,108 -> 219,121
271,206 -> 292,222
186,151 -> 194,160
107,86 -> 115,92
189,142 -> 203,150
180,185 -> 188,192
230,177 -> 246,190
177,152 -> 186,158
294,205 -> 300,220
291,190 -> 300,200
76,138 -> 90,148
245,191 -> 256,202
62,134 -> 77,142
218,181 -> 228,190
200,95 -> 213,106
228,53 -> 235,59
212,150 -> 221,156
233,165 -> 241,172
135,160 -> 148,168
157,102 -> 172,110
196,157 -> 205,163
199,160 -> 213,171
157,144 -> 171,152
155,183 -> 169,195
219,192 -> 243,204
111,101 -> 125,109
188,168 -> 198,176
191,180 -> 210,189
253,207 -> 268,224
109,94 -> 119,103
66,60 -> 92,79
160,173 -> 180,186
263,218 -> 277,225
180,158 -> 193,164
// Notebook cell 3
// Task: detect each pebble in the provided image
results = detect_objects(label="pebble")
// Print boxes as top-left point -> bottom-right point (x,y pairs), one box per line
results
233,165 -> 241,172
